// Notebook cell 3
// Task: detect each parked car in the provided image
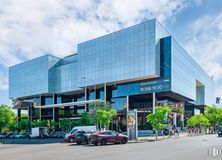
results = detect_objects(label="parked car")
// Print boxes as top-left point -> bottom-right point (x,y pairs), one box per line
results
218,128 -> 222,137
64,126 -> 97,143
1,133 -> 15,139
89,130 -> 128,145
75,131 -> 95,145
64,131 -> 85,143
15,132 -> 29,138
0,133 -> 7,138
9,132 -> 18,138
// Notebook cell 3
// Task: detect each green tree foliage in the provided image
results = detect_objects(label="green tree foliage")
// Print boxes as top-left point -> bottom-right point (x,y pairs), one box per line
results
0,104 -> 16,132
187,114 -> 210,127
49,121 -> 58,131
96,109 -> 117,129
146,106 -> 171,140
89,101 -> 114,127
77,112 -> 95,126
18,119 -> 30,132
171,107 -> 184,114
60,118 -> 72,131
32,120 -> 48,128
205,106 -> 222,128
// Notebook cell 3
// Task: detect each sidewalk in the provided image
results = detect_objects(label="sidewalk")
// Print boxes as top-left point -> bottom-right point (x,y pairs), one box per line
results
129,132 -> 188,143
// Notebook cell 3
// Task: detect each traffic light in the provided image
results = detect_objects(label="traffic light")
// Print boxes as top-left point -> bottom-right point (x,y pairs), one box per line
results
216,97 -> 220,104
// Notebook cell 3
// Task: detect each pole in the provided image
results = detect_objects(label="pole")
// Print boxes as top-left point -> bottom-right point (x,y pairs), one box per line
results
126,95 -> 129,138
152,92 -> 156,113
39,94 -> 41,120
53,94 -> 55,122
85,86 -> 87,111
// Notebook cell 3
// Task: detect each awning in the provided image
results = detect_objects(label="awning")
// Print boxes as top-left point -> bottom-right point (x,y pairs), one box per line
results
12,100 -> 33,109
34,99 -> 104,109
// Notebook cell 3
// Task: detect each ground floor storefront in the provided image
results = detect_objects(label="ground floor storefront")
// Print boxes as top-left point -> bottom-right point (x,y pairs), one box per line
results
14,89 -> 204,132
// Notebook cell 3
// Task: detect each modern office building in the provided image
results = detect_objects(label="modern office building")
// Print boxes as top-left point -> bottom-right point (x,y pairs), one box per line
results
9,19 -> 215,131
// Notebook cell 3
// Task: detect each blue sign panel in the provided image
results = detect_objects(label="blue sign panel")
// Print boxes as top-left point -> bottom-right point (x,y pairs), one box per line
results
112,78 -> 171,98
139,79 -> 171,93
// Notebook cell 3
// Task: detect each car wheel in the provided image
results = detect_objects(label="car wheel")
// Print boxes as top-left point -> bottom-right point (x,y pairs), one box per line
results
76,141 -> 81,145
69,138 -> 74,143
101,139 -> 107,145
121,138 -> 127,144
94,142 -> 98,145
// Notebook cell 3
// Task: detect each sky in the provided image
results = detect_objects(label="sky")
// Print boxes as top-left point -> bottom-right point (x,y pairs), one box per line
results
0,0 -> 222,106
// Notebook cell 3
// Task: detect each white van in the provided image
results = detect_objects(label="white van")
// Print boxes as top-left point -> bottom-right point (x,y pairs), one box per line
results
69,126 -> 97,134
64,126 -> 97,142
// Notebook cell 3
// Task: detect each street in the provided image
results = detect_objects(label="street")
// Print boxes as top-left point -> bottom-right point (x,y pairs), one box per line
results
0,134 -> 221,160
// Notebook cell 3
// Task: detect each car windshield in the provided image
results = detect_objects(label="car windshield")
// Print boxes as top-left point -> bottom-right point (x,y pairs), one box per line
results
70,129 -> 77,134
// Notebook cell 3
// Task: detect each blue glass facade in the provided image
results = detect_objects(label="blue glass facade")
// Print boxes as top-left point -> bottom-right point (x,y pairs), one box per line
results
9,19 -> 215,108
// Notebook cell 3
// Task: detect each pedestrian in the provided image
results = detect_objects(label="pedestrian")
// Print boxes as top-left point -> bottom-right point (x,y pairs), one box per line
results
171,128 -> 175,138
188,128 -> 191,136
162,128 -> 165,139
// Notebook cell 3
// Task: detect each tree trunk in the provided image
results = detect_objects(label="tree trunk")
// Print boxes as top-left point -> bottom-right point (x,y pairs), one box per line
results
155,130 -> 158,141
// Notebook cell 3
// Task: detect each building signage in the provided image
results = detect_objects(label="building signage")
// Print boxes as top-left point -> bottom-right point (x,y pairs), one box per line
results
112,78 -> 171,98
139,79 -> 171,93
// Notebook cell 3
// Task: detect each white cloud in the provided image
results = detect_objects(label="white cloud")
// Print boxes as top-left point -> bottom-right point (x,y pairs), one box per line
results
184,14 -> 222,80
0,0 -> 188,68
183,13 -> 222,97
0,72 -> 8,90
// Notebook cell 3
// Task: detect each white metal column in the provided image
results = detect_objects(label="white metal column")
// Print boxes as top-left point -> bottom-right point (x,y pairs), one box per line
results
152,92 -> 156,113
53,94 -> 55,122
180,114 -> 184,130
39,95 -> 41,120
85,87 -> 87,111
173,113 -> 177,127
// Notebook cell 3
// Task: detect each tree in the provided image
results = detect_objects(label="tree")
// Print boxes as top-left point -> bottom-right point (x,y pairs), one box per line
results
187,114 -> 210,128
146,106 -> 171,140
18,119 -> 30,132
89,101 -> 114,128
49,121 -> 58,131
32,120 -> 48,128
96,109 -> 117,130
60,118 -> 72,131
205,106 -> 222,132
0,104 -> 16,132
77,112 -> 95,126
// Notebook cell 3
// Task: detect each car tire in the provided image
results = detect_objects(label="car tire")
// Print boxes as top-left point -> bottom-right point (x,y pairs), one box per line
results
101,139 -> 107,145
76,141 -> 81,145
94,142 -> 98,145
69,138 -> 74,143
121,138 -> 127,144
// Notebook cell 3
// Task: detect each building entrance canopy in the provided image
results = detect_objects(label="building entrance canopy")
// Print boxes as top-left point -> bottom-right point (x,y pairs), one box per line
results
13,99 -> 104,109
34,99 -> 104,109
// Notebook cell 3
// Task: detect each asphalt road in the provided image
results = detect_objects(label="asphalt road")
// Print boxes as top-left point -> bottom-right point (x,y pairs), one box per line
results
0,134 -> 221,160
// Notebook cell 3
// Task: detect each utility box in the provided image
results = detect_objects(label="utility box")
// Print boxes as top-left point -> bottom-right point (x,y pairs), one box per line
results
30,127 -> 48,138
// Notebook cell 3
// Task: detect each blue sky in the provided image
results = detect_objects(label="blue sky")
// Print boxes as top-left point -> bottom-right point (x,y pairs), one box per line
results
0,0 -> 222,106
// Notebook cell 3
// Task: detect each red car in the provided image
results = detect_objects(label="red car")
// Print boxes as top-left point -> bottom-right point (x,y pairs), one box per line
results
64,131 -> 85,143
89,131 -> 128,145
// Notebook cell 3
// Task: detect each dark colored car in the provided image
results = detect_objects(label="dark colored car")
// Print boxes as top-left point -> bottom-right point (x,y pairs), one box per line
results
9,132 -> 18,138
0,133 -> 7,138
218,128 -> 222,137
15,132 -> 30,138
64,131 -> 85,143
75,131 -> 95,145
1,133 -> 14,139
89,131 -> 128,145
